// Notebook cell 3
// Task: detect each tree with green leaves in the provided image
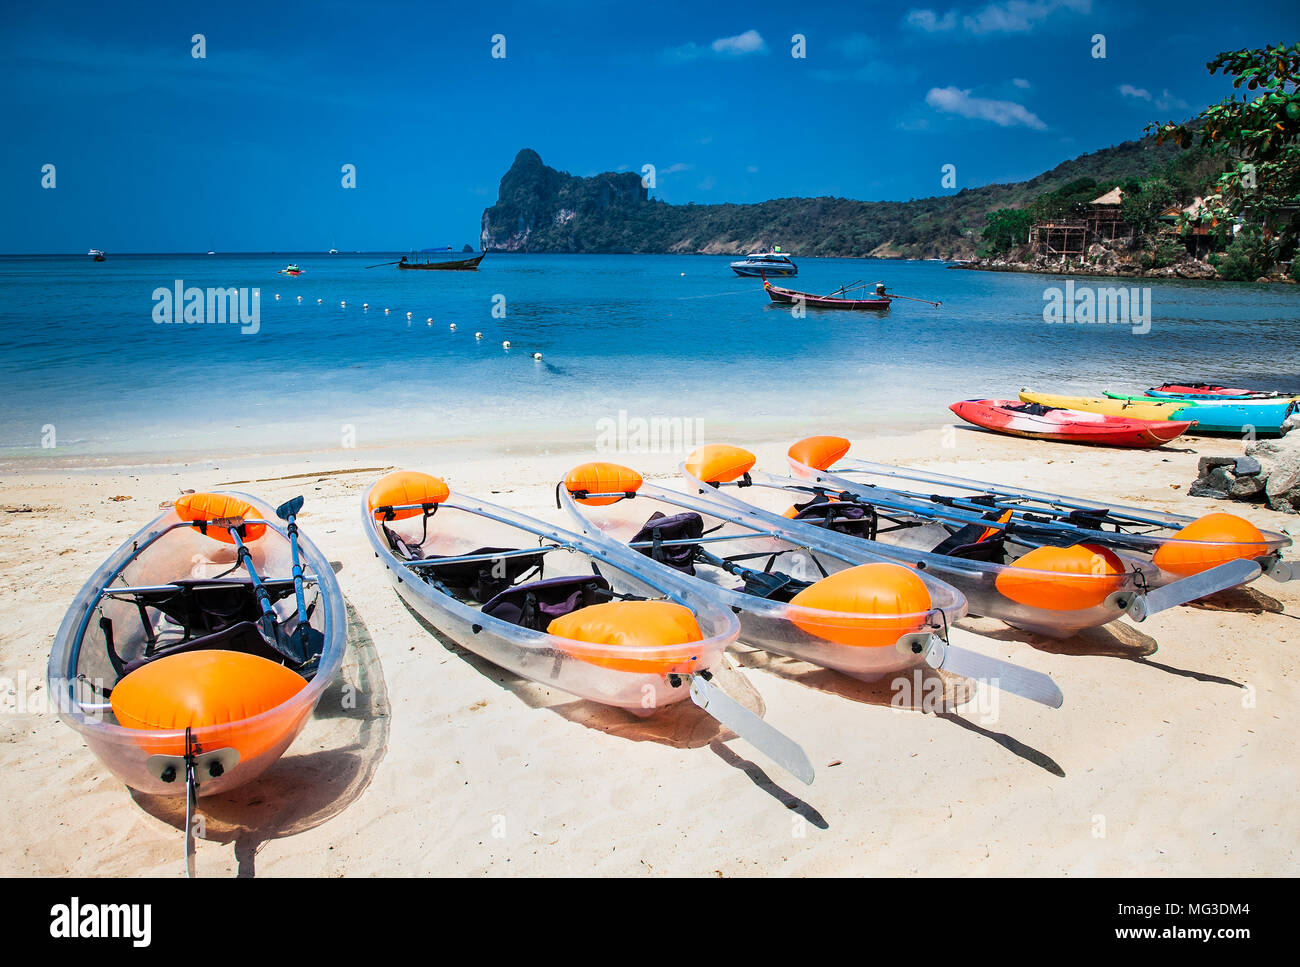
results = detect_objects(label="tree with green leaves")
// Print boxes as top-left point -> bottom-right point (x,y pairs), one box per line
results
1120,177 -> 1177,236
980,208 -> 1034,254
1153,43 -> 1300,268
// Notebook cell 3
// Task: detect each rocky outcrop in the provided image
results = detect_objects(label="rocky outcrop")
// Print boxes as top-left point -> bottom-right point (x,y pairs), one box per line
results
479,149 -> 649,253
1187,429 -> 1300,513
962,244 -> 1223,280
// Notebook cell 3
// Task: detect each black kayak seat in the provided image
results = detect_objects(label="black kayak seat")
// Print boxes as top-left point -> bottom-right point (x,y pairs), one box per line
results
630,511 -> 705,575
120,620 -> 306,676
790,499 -> 876,538
481,575 -> 613,631
129,578 -> 297,639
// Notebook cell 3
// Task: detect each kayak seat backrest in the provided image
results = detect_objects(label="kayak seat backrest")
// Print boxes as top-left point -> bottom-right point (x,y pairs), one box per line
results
135,578 -> 297,639
931,516 -> 1008,563
481,575 -> 613,632
630,511 -> 705,575
791,499 -> 877,539
119,620 -> 294,678
1006,402 -> 1058,416
413,545 -> 548,602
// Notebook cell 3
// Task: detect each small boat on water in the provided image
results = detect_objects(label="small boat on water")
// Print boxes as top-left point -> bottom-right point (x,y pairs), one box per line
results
951,399 -> 1194,448
397,253 -> 485,270
764,279 -> 891,310
89,249 -> 106,262
731,249 -> 797,277
278,264 -> 303,276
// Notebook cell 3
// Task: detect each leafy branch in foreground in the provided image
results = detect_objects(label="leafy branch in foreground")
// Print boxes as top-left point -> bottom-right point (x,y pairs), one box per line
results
1152,42 -> 1300,269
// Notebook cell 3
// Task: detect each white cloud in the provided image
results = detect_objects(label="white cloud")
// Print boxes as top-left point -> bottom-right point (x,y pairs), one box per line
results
925,86 -> 1047,129
746,165 -> 760,173
906,1 -> 1090,36
712,29 -> 766,55
1012,77 -> 1032,88
660,163 -> 694,175
666,29 -> 767,61
1118,85 -> 1188,111
906,8 -> 959,30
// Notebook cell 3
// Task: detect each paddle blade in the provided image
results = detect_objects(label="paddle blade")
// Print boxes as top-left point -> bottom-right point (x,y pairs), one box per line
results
1128,559 -> 1262,621
689,675 -> 815,785
927,636 -> 1065,709
276,495 -> 304,521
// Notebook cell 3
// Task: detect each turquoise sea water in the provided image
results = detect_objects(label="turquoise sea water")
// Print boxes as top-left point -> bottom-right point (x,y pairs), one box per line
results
1,253 -> 1297,463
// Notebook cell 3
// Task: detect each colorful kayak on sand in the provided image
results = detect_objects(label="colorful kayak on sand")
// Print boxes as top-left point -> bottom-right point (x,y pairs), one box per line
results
1103,391 -> 1298,435
1145,383 -> 1293,400
950,399 -> 1193,448
1021,390 -> 1296,436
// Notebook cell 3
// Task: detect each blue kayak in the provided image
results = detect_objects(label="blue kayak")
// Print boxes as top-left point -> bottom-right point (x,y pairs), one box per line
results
1104,391 -> 1299,434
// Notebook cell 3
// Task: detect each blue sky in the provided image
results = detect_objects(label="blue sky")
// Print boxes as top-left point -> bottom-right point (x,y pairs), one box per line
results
3,0 -> 1296,252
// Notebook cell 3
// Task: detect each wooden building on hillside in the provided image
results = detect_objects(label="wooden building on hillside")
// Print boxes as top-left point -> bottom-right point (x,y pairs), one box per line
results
1027,186 -> 1133,261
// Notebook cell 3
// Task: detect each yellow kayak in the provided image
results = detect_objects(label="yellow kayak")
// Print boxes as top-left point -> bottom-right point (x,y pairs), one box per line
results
1018,389 -> 1191,422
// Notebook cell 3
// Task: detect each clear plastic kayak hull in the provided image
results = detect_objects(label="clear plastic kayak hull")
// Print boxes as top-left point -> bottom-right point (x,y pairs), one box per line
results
361,485 -> 738,712
560,481 -> 967,680
47,494 -> 347,798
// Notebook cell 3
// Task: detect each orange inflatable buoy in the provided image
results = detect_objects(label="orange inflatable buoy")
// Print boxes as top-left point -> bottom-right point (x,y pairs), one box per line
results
684,444 -> 756,485
174,492 -> 266,544
788,435 -> 851,471
111,650 -> 307,758
564,462 -> 643,505
1151,513 -> 1269,577
995,543 -> 1127,611
368,470 -> 450,520
549,601 -> 705,675
788,562 -> 932,648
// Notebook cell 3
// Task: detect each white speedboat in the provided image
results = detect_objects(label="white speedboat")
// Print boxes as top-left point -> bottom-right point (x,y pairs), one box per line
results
730,249 -> 797,277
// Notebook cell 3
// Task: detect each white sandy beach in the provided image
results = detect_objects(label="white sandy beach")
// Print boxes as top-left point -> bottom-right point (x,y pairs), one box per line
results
2,426 -> 1297,877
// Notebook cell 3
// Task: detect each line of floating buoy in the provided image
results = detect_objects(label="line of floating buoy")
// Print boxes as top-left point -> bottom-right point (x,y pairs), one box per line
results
287,297 -> 549,362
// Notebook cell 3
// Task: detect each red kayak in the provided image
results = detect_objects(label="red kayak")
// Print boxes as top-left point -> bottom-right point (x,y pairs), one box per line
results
1147,382 -> 1282,400
950,399 -> 1195,448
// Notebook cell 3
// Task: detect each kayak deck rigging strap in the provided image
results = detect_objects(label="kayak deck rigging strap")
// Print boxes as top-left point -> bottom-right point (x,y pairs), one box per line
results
631,511 -> 815,602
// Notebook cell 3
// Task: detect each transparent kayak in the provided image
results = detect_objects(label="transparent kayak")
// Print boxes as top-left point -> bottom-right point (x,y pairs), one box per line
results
781,435 -> 1292,597
559,462 -> 1063,708
48,492 -> 347,801
361,470 -> 814,782
676,443 -> 1278,638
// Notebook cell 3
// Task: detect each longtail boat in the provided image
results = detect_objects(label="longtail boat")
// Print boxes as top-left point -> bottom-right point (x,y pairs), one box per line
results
764,278 -> 892,310
397,253 -> 485,271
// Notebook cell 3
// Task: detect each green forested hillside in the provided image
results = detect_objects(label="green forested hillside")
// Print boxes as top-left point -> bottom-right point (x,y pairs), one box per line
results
479,134 -> 1209,259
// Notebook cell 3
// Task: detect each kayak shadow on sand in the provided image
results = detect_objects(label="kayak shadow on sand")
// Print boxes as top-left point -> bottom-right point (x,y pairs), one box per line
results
130,596 -> 391,877
970,616 -> 1243,687
727,644 -> 1065,777
1186,585 -> 1286,615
